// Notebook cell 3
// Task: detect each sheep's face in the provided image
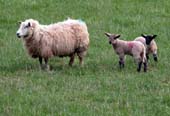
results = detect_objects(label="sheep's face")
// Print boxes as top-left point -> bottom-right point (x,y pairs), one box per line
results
105,32 -> 120,44
141,34 -> 157,45
16,20 -> 35,39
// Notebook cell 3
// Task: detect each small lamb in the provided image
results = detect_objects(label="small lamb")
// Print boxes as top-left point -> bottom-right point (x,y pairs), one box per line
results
105,32 -> 147,72
135,34 -> 158,62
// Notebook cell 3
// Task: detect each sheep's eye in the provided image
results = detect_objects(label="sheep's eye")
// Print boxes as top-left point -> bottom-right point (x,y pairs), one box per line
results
24,25 -> 29,29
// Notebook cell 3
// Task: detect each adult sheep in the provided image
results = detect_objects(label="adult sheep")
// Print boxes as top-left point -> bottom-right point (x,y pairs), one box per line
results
16,18 -> 90,70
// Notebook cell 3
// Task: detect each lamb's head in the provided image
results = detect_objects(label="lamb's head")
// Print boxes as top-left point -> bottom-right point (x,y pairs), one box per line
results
16,19 -> 39,39
104,32 -> 120,44
141,34 -> 157,45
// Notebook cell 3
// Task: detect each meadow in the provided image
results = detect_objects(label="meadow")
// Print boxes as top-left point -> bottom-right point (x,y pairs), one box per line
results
0,0 -> 170,115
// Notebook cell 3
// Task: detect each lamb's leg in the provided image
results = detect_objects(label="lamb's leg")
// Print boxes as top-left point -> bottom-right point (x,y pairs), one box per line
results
146,54 -> 149,61
39,57 -> 43,69
134,56 -> 143,72
143,62 -> 147,72
69,54 -> 75,66
44,58 -> 50,71
119,56 -> 125,69
153,53 -> 158,62
137,61 -> 142,72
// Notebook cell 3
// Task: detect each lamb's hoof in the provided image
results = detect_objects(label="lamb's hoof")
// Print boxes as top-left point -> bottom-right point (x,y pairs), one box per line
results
154,57 -> 158,62
137,69 -> 141,72
69,63 -> 73,67
79,63 -> 84,68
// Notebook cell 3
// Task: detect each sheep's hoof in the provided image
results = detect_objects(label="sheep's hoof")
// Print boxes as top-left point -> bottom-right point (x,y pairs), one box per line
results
40,64 -> 50,71
46,65 -> 50,71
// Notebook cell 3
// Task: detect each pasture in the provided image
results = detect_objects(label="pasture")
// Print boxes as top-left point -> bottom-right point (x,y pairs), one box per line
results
0,0 -> 170,115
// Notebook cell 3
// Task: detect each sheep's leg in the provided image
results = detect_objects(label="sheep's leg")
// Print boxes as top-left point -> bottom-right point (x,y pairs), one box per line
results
153,53 -> 158,62
78,55 -> 83,66
69,54 -> 75,66
39,57 -> 43,69
77,52 -> 86,66
119,57 -> 125,69
44,58 -> 50,70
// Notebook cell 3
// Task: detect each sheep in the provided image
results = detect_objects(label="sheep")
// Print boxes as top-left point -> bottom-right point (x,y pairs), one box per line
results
16,18 -> 90,70
104,32 -> 147,72
134,34 -> 157,62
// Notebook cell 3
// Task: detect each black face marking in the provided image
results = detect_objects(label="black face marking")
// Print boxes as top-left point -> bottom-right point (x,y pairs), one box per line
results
141,34 -> 157,45
145,36 -> 154,45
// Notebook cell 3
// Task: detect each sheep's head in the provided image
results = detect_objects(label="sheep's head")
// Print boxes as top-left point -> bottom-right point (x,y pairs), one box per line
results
105,32 -> 120,44
16,19 -> 38,39
141,34 -> 157,45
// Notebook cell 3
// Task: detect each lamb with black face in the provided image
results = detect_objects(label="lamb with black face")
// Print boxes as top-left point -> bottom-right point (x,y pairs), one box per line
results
141,34 -> 157,45
141,34 -> 158,62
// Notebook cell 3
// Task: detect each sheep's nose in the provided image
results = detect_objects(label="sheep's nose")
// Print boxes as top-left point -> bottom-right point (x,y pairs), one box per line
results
16,33 -> 21,38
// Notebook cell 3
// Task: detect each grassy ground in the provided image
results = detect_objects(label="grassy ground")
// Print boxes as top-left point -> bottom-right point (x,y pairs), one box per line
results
0,0 -> 170,115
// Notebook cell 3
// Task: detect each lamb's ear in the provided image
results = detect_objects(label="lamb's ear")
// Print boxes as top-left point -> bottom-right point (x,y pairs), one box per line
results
104,32 -> 111,37
152,35 -> 157,39
141,34 -> 146,38
115,34 -> 120,39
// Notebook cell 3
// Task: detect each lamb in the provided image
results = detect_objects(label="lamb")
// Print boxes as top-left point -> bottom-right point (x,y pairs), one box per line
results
105,32 -> 147,72
16,18 -> 90,70
134,34 -> 157,62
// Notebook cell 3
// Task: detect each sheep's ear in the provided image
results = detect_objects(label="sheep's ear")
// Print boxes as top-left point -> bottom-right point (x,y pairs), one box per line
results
152,35 -> 157,39
28,22 -> 31,27
141,34 -> 146,38
104,32 -> 111,37
18,21 -> 22,25
29,22 -> 36,28
115,34 -> 120,39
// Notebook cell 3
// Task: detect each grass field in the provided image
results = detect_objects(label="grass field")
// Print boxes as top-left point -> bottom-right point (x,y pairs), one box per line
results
0,0 -> 170,115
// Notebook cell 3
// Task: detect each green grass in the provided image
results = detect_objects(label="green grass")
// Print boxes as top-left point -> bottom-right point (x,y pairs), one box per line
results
0,0 -> 170,115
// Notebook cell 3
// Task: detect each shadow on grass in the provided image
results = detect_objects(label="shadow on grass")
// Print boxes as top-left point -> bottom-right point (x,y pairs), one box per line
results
0,59 -> 79,75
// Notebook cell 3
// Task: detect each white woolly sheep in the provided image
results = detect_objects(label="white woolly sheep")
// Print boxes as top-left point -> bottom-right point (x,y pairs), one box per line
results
16,19 -> 90,70
105,32 -> 147,72
134,34 -> 157,62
